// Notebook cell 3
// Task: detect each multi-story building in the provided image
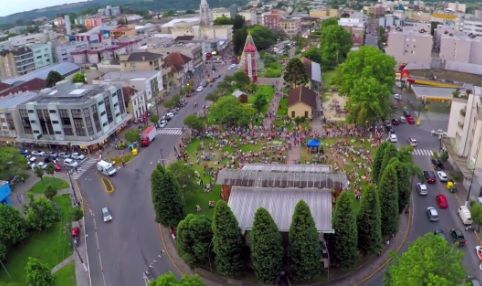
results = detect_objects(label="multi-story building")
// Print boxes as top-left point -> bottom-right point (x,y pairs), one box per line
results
29,43 -> 53,69
385,27 -> 433,68
119,52 -> 163,72
338,18 -> 365,46
84,16 -> 106,29
0,91 -> 38,142
309,8 -> 339,19
147,39 -> 203,67
13,81 -> 130,148
279,17 -> 301,37
446,86 -> 482,197
53,41 -> 89,63
439,33 -> 482,74
212,8 -> 230,20
238,10 -> 258,25
461,16 -> 482,37
262,10 -> 286,30
98,71 -> 163,103
8,33 -> 49,46
71,38 -> 142,65
446,2 -> 466,13
0,47 -> 35,78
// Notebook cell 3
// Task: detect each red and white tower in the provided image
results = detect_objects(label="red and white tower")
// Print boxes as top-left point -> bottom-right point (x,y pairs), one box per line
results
239,33 -> 263,83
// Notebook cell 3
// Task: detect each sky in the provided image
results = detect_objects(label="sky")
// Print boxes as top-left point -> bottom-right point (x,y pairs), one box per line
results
0,0 -> 86,17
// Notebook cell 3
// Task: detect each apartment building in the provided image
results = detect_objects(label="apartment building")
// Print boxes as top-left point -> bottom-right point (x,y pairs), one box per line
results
385,27 -> 433,68
309,8 -> 339,19
0,91 -> 38,142
29,43 -> 53,69
0,47 -> 35,78
262,10 -> 286,30
12,81 -> 130,147
99,71 -> 163,103
439,34 -> 482,65
446,86 -> 482,197
54,42 -> 89,63
119,52 -> 163,72
279,17 -> 301,37
462,16 -> 482,37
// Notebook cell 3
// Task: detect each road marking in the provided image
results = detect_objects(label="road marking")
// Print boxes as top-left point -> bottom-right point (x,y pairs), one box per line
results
411,149 -> 434,156
157,128 -> 183,136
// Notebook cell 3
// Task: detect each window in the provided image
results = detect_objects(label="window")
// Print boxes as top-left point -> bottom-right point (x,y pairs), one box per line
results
102,122 -> 107,127
52,120 -> 59,124
19,109 -> 32,134
91,104 -> 101,132
55,131 -> 62,135
304,111 -> 309,118
33,130 -> 40,134
104,97 -> 113,123
98,102 -> 103,106
59,109 -> 73,136
291,111 -> 295,118
30,120 -> 36,124
49,110 -> 56,114
84,108 -> 94,136
115,112 -> 120,117
114,103 -> 118,107
27,110 -> 34,113
101,111 -> 106,116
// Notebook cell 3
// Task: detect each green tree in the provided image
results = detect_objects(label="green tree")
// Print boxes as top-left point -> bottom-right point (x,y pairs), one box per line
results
184,114 -> 204,132
303,47 -> 321,64
164,94 -> 181,109
250,208 -> 283,283
321,17 -> 338,29
176,214 -> 213,265
337,46 -> 396,96
372,142 -> 390,184
163,10 -> 175,17
379,143 -> 398,180
25,195 -> 61,232
232,14 -> 245,30
44,185 -> 57,200
25,257 -> 55,286
249,25 -> 277,50
72,72 -> 86,83
470,202 -> 482,230
151,164 -> 185,227
208,96 -> 253,127
357,185 -> 382,255
46,71 -> 64,87
384,233 -> 466,286
288,201 -> 321,281
34,166 -> 44,181
213,16 -> 232,25
149,272 -> 204,286
212,201 -> 244,277
124,128 -> 140,143
167,161 -> 197,192
233,27 -> 248,55
0,204 -> 27,247
45,163 -> 55,176
330,192 -> 358,268
390,158 -> 411,213
0,242 -> 6,261
253,94 -> 268,113
150,114 -> 160,125
70,207 -> 84,221
283,58 -> 308,87
378,162 -> 399,237
0,146 -> 27,181
345,76 -> 391,126
320,24 -> 352,69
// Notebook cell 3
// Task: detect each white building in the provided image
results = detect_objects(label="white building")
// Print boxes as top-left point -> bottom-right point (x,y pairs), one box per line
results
29,42 -> 53,69
53,42 -> 89,63
461,16 -> 482,37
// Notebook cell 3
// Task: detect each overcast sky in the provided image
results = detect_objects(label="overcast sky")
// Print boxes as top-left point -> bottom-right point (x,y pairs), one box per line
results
1,0 -> 86,17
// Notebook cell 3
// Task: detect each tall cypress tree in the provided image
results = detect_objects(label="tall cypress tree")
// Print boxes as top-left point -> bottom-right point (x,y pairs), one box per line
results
379,144 -> 398,180
250,208 -> 284,283
330,192 -> 358,268
357,185 -> 382,255
212,201 -> 244,277
372,142 -> 390,184
151,164 -> 185,227
288,201 -> 321,281
378,162 -> 399,237
390,158 -> 411,213
176,214 -> 213,266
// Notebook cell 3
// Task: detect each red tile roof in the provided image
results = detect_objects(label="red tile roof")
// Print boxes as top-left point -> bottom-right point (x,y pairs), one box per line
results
0,78 -> 46,97
287,86 -> 317,109
163,52 -> 192,72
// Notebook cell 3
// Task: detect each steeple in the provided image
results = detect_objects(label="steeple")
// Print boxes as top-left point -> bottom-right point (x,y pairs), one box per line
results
199,0 -> 212,26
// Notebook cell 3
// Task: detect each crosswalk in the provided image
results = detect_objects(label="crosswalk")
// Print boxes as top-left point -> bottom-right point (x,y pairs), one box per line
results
71,158 -> 97,180
411,149 -> 434,157
157,128 -> 183,136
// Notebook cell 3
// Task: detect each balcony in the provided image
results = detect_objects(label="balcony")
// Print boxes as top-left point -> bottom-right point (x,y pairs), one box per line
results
460,108 -> 466,117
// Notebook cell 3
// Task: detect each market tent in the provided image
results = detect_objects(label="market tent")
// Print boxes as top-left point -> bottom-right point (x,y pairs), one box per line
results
306,139 -> 321,148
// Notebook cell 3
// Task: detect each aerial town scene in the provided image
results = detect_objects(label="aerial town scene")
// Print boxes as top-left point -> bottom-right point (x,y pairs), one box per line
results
1,0 -> 482,285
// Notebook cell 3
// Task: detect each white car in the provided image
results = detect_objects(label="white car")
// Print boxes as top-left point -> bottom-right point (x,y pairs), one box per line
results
196,86 -> 203,92
158,120 -> 168,128
389,134 -> 398,143
437,171 -> 448,182
408,137 -> 417,147
37,162 -> 48,169
426,206 -> 440,222
28,156 -> 37,163
71,152 -> 85,160
416,183 -> 428,196
31,150 -> 46,156
394,93 -> 401,100
166,112 -> 175,119
29,163 -> 37,170
431,129 -> 447,137
228,63 -> 237,70
102,207 -> 113,222
399,116 -> 406,123
64,158 -> 79,168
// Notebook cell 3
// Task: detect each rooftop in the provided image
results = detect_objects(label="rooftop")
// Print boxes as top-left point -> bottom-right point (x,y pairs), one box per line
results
288,86 -> 318,109
125,52 -> 162,62
102,71 -> 159,81
412,85 -> 458,100
0,91 -> 38,109
25,82 -> 115,105
161,17 -> 200,28
1,62 -> 80,85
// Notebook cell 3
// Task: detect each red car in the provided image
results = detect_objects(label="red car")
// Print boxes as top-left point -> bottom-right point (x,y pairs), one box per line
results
53,163 -> 62,172
406,115 -> 415,125
436,194 -> 448,209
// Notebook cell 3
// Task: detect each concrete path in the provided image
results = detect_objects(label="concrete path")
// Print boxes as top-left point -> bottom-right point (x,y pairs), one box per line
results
51,255 -> 74,274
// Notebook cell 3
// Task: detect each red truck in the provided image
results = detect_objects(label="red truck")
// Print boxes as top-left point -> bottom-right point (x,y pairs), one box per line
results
140,126 -> 156,147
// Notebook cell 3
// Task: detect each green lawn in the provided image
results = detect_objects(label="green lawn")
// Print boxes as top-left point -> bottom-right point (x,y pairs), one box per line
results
262,62 -> 283,78
54,262 -> 76,286
184,185 -> 221,219
252,85 -> 275,113
29,176 -> 69,194
322,70 -> 337,88
0,195 -> 74,286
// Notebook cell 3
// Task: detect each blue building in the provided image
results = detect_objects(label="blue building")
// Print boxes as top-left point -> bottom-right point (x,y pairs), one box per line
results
0,180 -> 12,205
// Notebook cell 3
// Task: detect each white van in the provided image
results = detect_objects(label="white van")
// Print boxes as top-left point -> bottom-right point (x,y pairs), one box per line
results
458,205 -> 473,225
97,160 -> 117,176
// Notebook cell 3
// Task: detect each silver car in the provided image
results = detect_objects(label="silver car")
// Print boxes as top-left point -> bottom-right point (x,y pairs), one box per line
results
102,207 -> 113,222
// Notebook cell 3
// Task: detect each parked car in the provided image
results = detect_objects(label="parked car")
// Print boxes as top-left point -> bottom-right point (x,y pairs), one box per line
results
31,150 -> 45,156
399,116 -> 406,123
19,149 -> 30,156
431,129 -> 447,137
37,162 -> 48,169
59,152 -> 70,158
389,134 -> 398,143
416,183 -> 428,196
394,93 -> 401,100
403,110 -> 410,117
436,171 -> 448,182
196,86 -> 203,92
29,163 -> 37,170
64,158 -> 79,168
166,112 -> 175,119
102,207 -> 113,222
228,63 -> 237,70
408,137 -> 417,147
71,152 -> 85,160
433,229 -> 448,241
424,170 -> 437,184
406,115 -> 415,125
426,206 -> 440,222
157,120 -> 168,128
431,158 -> 444,170
391,118 -> 400,126
53,163 -> 62,172
436,194 -> 448,208
450,228 -> 466,246
47,151 -> 58,159
28,156 -> 37,163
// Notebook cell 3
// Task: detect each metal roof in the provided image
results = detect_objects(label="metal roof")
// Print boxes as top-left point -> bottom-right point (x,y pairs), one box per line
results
411,85 -> 457,100
241,163 -> 331,173
0,91 -> 38,108
228,186 -> 333,233
2,62 -> 80,85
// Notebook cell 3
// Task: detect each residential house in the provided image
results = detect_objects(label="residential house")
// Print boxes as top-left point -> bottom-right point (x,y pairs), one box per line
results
287,86 -> 318,119
119,52 -> 163,72
301,57 -> 322,91
163,52 -> 193,87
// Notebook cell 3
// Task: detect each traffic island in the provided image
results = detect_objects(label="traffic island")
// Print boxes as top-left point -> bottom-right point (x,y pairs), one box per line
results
99,176 -> 115,193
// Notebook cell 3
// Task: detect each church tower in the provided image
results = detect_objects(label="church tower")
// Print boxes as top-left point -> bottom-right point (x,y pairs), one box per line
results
199,0 -> 212,26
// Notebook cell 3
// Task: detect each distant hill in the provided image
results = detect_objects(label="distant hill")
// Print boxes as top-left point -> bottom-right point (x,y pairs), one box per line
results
0,0 -> 247,28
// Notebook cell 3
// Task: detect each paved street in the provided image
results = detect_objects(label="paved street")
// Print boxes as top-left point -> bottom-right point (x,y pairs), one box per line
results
78,62 -> 236,286
365,96 -> 482,285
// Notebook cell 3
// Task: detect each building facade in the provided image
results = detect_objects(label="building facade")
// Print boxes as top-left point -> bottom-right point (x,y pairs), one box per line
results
385,27 -> 433,68
0,47 -> 36,78
29,43 -> 53,69
119,52 -> 163,72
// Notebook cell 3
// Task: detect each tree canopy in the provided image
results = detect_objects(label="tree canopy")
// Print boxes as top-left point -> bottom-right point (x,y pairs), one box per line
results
378,162 -> 399,237
283,58 -> 308,88
250,208 -> 283,283
149,272 -> 204,286
72,72 -> 86,83
233,25 -> 277,55
288,200 -> 321,281
384,233 -> 466,286
208,96 -> 253,127
167,161 -> 197,193
213,16 -> 232,25
357,185 -> 382,255
212,201 -> 245,276
303,47 -> 322,64
184,114 -> 204,132
176,214 -> 213,266
0,204 -> 27,247
124,129 -> 140,143
0,146 -> 27,181
24,195 -> 61,232
320,23 -> 352,69
46,71 -> 64,87
330,192 -> 358,268
151,164 -> 185,227
26,257 -> 55,286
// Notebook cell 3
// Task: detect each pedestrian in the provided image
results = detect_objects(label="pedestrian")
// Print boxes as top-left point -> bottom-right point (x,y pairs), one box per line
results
122,161 -> 126,168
